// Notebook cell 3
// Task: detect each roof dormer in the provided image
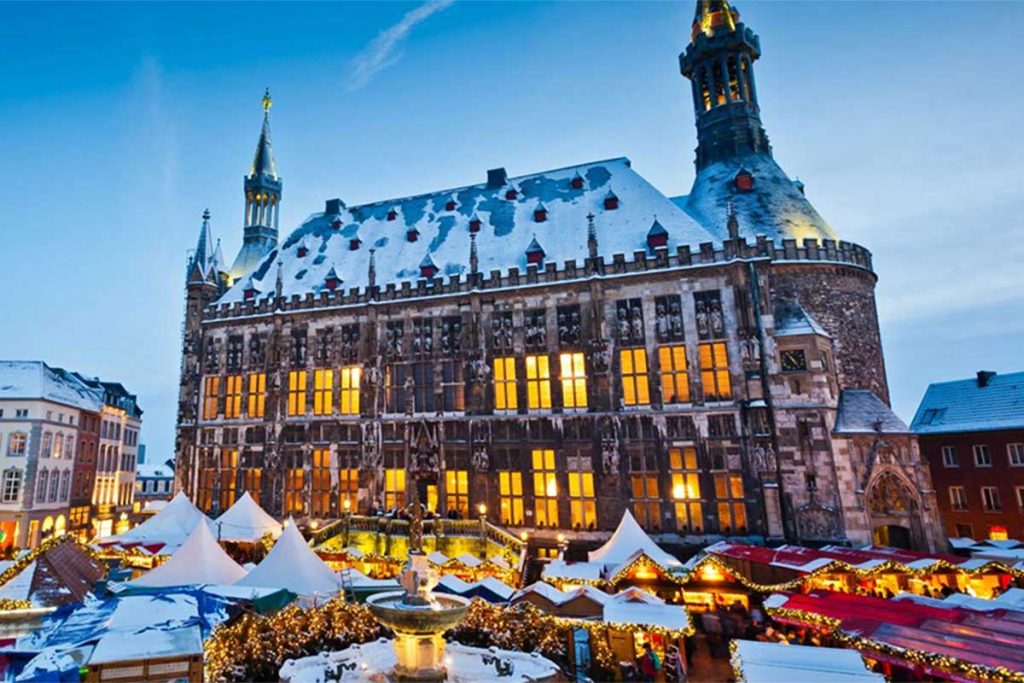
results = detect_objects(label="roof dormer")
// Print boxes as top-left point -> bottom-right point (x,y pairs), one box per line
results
526,236 -> 545,265
420,254 -> 438,279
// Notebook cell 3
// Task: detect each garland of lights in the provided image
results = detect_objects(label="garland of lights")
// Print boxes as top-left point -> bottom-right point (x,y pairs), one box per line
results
766,605 -> 1024,683
606,553 -> 689,589
0,535 -> 105,601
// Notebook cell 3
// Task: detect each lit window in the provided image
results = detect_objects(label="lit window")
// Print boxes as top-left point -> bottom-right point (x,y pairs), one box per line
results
493,357 -> 518,412
242,468 -> 262,505
981,486 -> 1001,512
670,447 -> 702,533
311,449 -> 331,516
499,471 -> 524,526
225,375 -> 243,418
247,373 -> 266,418
219,449 -> 238,511
284,465 -> 304,515
525,355 -> 552,410
559,352 -> 588,409
445,470 -> 469,518
1008,443 -> 1024,467
630,448 -> 660,530
313,369 -> 333,416
339,366 -> 362,415
699,342 -> 732,401
714,473 -> 746,534
288,371 -> 307,416
568,469 -> 596,531
197,466 -> 215,512
532,449 -> 559,527
7,433 -> 27,456
973,444 -> 992,467
384,468 -> 406,510
941,446 -> 958,468
338,468 -> 358,511
949,486 -> 967,511
620,349 -> 650,406
52,433 -> 64,458
203,376 -> 220,419
658,345 -> 690,404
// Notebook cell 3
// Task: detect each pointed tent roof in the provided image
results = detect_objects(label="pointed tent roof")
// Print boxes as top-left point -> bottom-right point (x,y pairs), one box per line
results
235,519 -> 341,596
131,521 -> 247,588
587,509 -> 683,569
250,89 -> 278,180
106,491 -> 214,554
214,492 -> 283,543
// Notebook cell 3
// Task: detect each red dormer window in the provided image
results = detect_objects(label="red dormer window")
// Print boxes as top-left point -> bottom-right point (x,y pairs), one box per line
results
244,288 -> 257,301
534,208 -> 547,223
604,195 -> 619,210
421,264 -> 438,279
469,218 -> 481,233
445,200 -> 456,211
387,209 -> 397,221
527,250 -> 544,265
505,189 -> 518,201
331,219 -> 342,230
734,169 -> 754,193
325,278 -> 340,291
297,246 -> 308,257
349,238 -> 361,251
407,228 -> 419,242
571,176 -> 584,190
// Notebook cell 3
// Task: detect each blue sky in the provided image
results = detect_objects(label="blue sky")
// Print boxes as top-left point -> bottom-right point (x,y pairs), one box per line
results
1,2 -> 1021,457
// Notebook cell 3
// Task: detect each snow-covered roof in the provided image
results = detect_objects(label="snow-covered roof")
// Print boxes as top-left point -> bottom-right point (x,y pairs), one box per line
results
911,371 -> 1024,435
587,510 -> 682,569
603,601 -> 691,633
136,462 -> 174,479
0,361 -> 102,412
895,588 -> 1024,614
731,640 -> 883,683
339,567 -> 398,589
130,521 -> 247,588
834,390 -> 910,435
236,519 -> 341,596
214,491 -> 283,543
216,158 -> 719,304
773,300 -> 830,338
679,153 -> 836,243
541,560 -> 604,582
105,492 -> 214,554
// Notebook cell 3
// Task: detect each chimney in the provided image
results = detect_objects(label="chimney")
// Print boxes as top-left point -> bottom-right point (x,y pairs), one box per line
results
487,167 -> 508,189
325,198 -> 345,215
977,370 -> 996,388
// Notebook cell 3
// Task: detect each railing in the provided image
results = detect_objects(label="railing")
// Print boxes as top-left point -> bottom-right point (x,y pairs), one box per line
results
311,515 -> 524,554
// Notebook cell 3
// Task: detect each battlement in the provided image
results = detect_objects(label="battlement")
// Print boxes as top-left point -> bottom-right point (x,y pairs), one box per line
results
201,236 -> 874,322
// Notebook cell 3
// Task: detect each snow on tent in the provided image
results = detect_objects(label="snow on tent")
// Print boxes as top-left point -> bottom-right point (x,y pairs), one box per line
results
588,510 -> 682,570
213,491 -> 282,543
131,519 -> 247,588
102,491 -> 212,555
731,640 -> 884,683
235,519 -> 342,596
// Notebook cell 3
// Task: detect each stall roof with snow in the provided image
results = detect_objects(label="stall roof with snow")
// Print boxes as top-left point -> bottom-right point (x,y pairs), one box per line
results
0,540 -> 105,608
236,519 -> 341,596
103,492 -> 213,555
587,510 -> 683,571
214,491 -> 283,543
130,521 -> 247,588
731,640 -> 883,683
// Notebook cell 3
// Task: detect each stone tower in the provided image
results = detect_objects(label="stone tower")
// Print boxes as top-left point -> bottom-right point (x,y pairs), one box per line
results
679,0 -> 771,170
229,89 -> 282,286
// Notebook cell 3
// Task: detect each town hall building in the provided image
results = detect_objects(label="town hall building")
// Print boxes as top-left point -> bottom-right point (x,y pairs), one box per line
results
175,1 -> 943,552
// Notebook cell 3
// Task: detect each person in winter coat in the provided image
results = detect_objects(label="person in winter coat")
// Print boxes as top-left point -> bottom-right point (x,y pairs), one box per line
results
638,642 -> 661,682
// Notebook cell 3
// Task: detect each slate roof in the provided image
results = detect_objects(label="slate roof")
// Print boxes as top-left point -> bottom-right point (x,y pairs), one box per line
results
834,390 -> 910,435
773,300 -> 830,338
0,361 -> 102,412
910,371 -> 1024,435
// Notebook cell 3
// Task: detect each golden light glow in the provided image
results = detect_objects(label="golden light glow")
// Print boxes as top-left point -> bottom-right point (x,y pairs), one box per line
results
343,498 -> 351,511
673,483 -> 686,500
546,478 -> 558,497
478,503 -> 487,516
559,352 -> 588,409
310,520 -> 320,531
699,564 -> 726,582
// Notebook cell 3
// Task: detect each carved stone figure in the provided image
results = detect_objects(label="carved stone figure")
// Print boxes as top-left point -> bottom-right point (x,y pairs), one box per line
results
471,447 -> 489,472
669,302 -> 683,339
404,377 -> 416,415
617,308 -> 630,341
695,301 -> 710,339
868,471 -> 914,516
589,340 -> 611,374
710,299 -> 725,337
654,304 -> 669,342
630,307 -> 644,341
601,438 -> 620,474
796,500 -> 842,541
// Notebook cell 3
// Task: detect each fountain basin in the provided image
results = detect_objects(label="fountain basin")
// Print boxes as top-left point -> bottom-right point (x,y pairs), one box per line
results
365,591 -> 471,681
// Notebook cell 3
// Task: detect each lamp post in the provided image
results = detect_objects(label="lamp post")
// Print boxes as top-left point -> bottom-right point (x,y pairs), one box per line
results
343,498 -> 352,548
477,503 -> 487,560
556,532 -> 568,560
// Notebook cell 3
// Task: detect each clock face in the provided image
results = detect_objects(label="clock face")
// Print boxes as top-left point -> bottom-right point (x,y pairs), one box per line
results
781,349 -> 808,372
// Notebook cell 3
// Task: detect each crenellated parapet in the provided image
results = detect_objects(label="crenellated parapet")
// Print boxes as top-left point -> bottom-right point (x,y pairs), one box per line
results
201,235 -> 874,323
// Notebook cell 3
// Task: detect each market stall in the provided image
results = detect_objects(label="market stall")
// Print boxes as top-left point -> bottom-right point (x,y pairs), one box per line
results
730,640 -> 884,682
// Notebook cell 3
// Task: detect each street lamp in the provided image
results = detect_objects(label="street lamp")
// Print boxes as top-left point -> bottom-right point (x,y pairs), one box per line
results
478,503 -> 488,559
556,531 -> 568,560
342,498 -> 352,548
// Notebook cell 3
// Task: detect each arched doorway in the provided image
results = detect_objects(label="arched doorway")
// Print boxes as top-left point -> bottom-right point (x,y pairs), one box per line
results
867,471 -> 923,550
873,524 -> 911,549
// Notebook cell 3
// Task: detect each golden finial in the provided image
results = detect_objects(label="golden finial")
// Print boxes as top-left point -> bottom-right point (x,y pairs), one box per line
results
262,87 -> 273,115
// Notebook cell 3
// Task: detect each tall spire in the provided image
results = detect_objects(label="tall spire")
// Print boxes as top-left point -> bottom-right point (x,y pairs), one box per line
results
187,209 -> 216,285
679,0 -> 770,170
231,89 -> 283,286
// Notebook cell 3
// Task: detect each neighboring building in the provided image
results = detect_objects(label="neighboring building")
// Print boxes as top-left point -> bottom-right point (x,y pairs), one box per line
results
0,362 -> 102,550
912,371 -> 1024,541
136,459 -> 176,505
175,1 -> 942,551
69,406 -> 101,542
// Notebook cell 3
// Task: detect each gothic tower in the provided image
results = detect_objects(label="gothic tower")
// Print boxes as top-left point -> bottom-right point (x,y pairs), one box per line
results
229,89 -> 282,285
679,0 -> 770,170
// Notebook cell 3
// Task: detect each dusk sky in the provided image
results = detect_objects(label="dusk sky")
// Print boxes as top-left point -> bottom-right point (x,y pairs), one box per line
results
2,1 -> 1021,458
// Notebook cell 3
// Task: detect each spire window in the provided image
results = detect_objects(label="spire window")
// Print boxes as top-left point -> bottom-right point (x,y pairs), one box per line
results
534,203 -> 548,223
734,169 -> 754,193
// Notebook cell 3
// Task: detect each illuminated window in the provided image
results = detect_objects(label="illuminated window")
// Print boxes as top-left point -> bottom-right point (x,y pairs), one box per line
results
52,433 -> 63,459
498,471 -> 524,526
384,468 -> 406,510
493,357 -> 518,412
949,486 -> 967,511
630,449 -> 660,530
242,468 -> 262,505
532,449 -> 558,527
568,468 -> 596,531
202,376 -> 220,419
525,355 -> 552,410
313,369 -> 333,416
197,466 -> 215,512
559,352 -> 587,409
339,365 -> 361,415
445,469 -> 469,518
284,465 -> 304,515
311,448 -> 331,516
247,373 -> 266,418
658,345 -> 691,404
225,375 -> 243,418
714,473 -> 746,534
7,433 -> 26,456
620,349 -> 650,407
670,447 -> 702,533
699,342 -> 732,401
219,449 -> 238,511
338,468 -> 358,511
288,371 -> 307,416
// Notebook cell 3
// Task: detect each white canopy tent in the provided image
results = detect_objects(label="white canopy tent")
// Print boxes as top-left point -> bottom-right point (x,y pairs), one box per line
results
103,491 -> 213,554
130,520 -> 247,588
235,519 -> 342,597
587,510 -> 682,570
731,641 -> 884,683
214,492 -> 282,543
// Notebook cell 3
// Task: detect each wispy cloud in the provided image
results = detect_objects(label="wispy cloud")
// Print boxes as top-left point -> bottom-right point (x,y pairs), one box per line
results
347,0 -> 455,91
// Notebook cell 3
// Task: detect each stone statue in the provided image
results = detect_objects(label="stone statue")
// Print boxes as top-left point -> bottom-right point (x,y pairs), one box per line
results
710,299 -> 725,337
695,301 -> 710,339
404,377 -> 416,415
601,438 -> 620,474
471,447 -> 489,472
669,302 -> 683,339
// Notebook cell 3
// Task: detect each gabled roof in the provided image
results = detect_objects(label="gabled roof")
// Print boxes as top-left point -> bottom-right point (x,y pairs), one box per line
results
587,509 -> 682,569
773,299 -> 829,338
131,521 -> 247,588
834,390 -> 910,435
235,519 -> 341,596
0,361 -> 102,412
214,491 -> 283,543
911,371 -> 1024,435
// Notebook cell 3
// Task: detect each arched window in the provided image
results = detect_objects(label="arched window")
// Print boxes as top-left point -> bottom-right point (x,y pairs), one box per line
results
49,470 -> 60,502
54,515 -> 66,537
59,470 -> 71,502
41,432 -> 52,457
53,433 -> 64,458
36,469 -> 49,502
64,435 -> 74,459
